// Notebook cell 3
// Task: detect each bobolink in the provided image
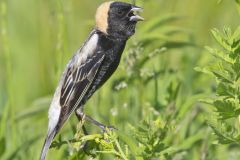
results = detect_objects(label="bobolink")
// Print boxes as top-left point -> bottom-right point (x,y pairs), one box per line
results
40,1 -> 143,160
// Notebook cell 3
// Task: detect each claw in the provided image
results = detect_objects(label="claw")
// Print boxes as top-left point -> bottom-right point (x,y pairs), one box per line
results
101,125 -> 117,133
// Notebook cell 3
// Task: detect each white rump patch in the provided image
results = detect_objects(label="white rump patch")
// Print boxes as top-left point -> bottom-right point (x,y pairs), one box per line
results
48,86 -> 61,132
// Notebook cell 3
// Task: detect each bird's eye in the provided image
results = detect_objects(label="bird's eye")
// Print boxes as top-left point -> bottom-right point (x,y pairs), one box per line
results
117,10 -> 124,15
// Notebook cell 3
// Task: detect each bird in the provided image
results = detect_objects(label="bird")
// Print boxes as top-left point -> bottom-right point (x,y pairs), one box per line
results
40,1 -> 144,160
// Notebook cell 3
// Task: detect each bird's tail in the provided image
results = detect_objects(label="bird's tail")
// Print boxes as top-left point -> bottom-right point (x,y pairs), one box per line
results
40,129 -> 57,160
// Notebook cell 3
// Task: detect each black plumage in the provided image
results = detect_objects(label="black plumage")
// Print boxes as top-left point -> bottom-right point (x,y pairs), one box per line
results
81,30 -> 127,103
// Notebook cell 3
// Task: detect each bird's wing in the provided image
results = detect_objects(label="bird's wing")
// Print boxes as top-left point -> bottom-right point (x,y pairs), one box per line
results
57,53 -> 105,128
40,31 -> 104,160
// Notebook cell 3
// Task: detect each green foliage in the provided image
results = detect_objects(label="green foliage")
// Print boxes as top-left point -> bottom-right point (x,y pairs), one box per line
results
129,119 -> 168,159
49,59 -> 204,160
52,127 -> 130,160
52,78 -> 203,160
197,27 -> 240,145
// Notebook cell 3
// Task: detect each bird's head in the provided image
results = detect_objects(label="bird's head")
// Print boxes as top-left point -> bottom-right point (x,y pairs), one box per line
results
95,1 -> 144,40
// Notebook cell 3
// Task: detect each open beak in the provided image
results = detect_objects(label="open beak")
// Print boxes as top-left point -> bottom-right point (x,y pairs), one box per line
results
129,6 -> 144,22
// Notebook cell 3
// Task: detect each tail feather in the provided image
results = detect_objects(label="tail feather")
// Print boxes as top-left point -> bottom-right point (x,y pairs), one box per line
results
40,129 -> 57,160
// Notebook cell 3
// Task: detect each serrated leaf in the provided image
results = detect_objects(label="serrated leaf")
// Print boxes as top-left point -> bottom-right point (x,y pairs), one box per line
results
205,46 -> 234,64
231,27 -> 240,53
216,82 -> 235,98
207,121 -> 236,144
223,27 -> 232,39
202,26 -> 240,147
211,28 -> 232,52
213,100 -> 238,120
212,71 -> 233,84
232,57 -> 240,80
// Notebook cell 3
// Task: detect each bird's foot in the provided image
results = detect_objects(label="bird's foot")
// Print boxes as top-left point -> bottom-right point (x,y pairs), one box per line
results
84,115 -> 117,132
75,109 -> 117,133
100,125 -> 117,133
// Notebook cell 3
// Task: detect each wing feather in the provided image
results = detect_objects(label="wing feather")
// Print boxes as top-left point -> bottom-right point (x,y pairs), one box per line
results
57,53 -> 105,128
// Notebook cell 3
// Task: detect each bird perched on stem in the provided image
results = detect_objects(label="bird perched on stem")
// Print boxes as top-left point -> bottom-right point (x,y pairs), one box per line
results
40,1 -> 143,160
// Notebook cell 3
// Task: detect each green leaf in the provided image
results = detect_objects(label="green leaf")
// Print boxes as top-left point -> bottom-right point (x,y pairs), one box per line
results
212,71 -> 233,84
194,67 -> 213,75
231,27 -> 240,53
201,27 -> 240,146
211,28 -> 232,52
232,57 -> 240,80
232,26 -> 240,40
205,46 -> 234,64
216,82 -> 235,98
213,100 -> 238,120
207,121 -> 237,144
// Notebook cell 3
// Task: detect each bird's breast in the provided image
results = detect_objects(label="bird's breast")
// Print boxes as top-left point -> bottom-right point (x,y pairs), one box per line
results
80,36 -> 127,104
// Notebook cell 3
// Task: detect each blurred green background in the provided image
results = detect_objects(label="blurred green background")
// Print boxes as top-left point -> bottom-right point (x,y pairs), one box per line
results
0,0 -> 239,159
